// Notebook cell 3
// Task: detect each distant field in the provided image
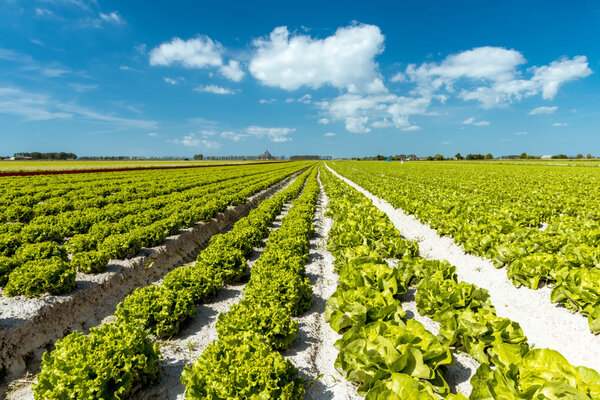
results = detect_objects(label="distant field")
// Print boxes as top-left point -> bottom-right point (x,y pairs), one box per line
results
0,160 -> 275,172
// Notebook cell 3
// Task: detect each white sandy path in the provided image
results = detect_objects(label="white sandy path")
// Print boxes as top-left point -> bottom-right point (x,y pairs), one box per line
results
327,165 -> 600,374
4,203 -> 293,400
134,203 -> 292,400
285,178 -> 362,400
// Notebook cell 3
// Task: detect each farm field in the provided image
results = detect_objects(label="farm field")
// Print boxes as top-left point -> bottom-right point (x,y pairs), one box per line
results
2,161 -> 600,399
0,160 -> 278,173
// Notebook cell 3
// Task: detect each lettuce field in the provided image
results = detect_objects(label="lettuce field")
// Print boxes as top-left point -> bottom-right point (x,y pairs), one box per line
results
1,160 -> 599,399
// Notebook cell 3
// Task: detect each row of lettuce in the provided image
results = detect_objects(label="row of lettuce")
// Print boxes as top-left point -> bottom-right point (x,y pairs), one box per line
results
181,167 -> 320,398
32,167 -> 314,399
329,161 -> 600,334
0,163 -> 308,297
321,166 -> 600,399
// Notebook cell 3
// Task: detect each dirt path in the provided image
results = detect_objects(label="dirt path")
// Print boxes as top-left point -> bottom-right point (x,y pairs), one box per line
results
327,164 -> 600,375
285,179 -> 362,400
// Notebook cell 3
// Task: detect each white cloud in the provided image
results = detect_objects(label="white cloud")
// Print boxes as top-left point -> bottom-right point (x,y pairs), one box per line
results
259,98 -> 276,104
530,56 -> 592,99
246,126 -> 294,142
194,85 -> 235,95
69,83 -> 98,92
529,106 -> 558,115
149,36 -> 244,82
408,47 -> 525,85
402,125 -> 421,131
149,36 -> 223,69
249,24 -> 385,93
391,72 -> 406,82
324,132 -> 336,136
405,47 -> 592,108
35,8 -> 55,17
317,118 -> 330,124
513,131 -> 528,135
148,132 -> 159,137
462,117 -> 490,126
99,12 -> 124,24
552,122 -> 568,127
219,60 -> 245,82
321,92 -> 431,134
0,87 -> 157,129
171,133 -> 221,148
221,126 -> 295,142
164,77 -> 178,85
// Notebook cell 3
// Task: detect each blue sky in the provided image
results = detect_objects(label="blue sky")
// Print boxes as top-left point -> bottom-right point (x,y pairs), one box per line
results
1,0 -> 599,158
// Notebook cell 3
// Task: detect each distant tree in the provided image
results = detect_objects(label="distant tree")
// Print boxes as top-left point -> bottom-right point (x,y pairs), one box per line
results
520,152 -> 527,159
376,154 -> 386,161
407,154 -> 417,160
586,153 -> 593,159
576,153 -> 584,159
434,154 -> 444,161
551,154 -> 568,159
193,154 -> 203,160
466,154 -> 485,160
485,153 -> 493,159
426,156 -> 434,161
455,153 -> 464,160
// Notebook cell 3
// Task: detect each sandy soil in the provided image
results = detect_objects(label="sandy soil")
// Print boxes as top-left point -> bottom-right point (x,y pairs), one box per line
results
328,165 -> 600,375
1,173 -> 301,400
286,179 -> 362,400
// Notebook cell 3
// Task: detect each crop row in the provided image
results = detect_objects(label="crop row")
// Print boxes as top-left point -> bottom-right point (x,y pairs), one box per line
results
32,166 -> 314,399
330,161 -> 600,334
321,166 -> 600,399
181,167 -> 320,399
0,163 -> 308,297
402,257 -> 600,399
320,166 -> 465,399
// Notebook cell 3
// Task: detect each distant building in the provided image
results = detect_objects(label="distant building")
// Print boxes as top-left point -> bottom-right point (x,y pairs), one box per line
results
540,155 -> 553,159
258,150 -> 274,160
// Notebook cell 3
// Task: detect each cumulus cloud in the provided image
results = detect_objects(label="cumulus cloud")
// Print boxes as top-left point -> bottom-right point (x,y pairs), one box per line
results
552,122 -> 568,127
402,125 -> 421,131
531,56 -> 592,99
529,106 -> 558,115
249,24 -> 385,93
321,93 -> 431,134
148,132 -> 159,137
405,47 -> 592,108
318,118 -> 330,124
219,60 -> 245,82
171,133 -> 221,148
194,85 -> 235,95
462,117 -> 490,126
99,12 -> 124,24
221,126 -> 295,142
149,36 -> 244,82
150,37 -> 223,69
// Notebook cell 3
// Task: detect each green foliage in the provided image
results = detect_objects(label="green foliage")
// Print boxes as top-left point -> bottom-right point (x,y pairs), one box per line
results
33,323 -> 161,400
180,333 -> 305,399
115,285 -> 195,339
4,258 -> 75,297
216,299 -> 299,350
98,233 -> 142,259
162,263 -> 222,304
71,250 -> 110,273
15,241 -> 68,263
0,256 -> 18,286
335,320 -> 453,395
